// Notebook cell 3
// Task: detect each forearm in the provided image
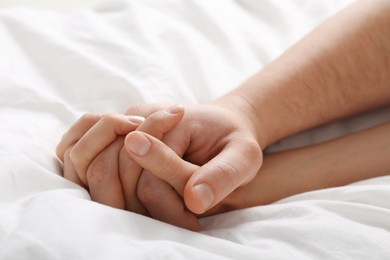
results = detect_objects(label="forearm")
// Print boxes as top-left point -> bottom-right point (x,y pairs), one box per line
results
217,0 -> 390,148
214,122 -> 390,213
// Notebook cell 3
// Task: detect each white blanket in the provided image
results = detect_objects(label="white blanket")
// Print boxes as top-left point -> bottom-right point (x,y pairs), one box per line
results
1,0 -> 390,259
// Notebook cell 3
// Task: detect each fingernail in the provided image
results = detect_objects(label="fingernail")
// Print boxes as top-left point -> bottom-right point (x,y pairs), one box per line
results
193,183 -> 214,211
126,132 -> 151,156
128,116 -> 145,124
165,104 -> 184,115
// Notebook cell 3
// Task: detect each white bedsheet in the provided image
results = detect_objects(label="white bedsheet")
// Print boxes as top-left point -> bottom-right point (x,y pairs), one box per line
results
1,0 -> 390,259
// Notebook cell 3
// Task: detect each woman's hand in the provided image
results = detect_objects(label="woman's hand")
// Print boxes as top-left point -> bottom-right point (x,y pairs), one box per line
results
57,113 -> 144,209
56,106 -> 202,231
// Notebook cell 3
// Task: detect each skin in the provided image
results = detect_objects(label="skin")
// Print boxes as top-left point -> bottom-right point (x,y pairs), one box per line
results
123,122 -> 390,215
58,105 -> 201,231
224,0 -> 390,149
57,0 -> 390,230
57,108 -> 390,231
211,122 -> 390,214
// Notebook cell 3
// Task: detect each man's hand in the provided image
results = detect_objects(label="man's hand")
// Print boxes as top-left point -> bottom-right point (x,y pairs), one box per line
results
125,101 -> 263,214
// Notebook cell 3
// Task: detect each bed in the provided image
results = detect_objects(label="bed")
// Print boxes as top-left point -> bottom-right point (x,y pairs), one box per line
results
1,0 -> 390,259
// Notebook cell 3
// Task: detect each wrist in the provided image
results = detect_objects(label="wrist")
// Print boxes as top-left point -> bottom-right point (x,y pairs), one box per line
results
210,92 -> 269,149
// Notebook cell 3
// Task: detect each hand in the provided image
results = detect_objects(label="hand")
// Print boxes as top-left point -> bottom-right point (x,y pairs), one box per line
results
127,122 -> 390,219
123,130 -> 260,217
56,112 -> 144,206
56,106 -> 201,231
125,100 -> 263,214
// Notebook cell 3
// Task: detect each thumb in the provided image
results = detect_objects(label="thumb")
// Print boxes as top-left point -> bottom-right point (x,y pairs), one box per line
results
125,131 -> 198,196
184,139 -> 262,214
125,131 -> 201,231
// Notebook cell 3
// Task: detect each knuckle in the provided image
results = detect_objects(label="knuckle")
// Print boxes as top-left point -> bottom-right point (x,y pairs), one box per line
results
79,112 -> 101,125
242,140 -> 263,181
100,113 -> 118,125
69,147 -> 89,177
63,147 -> 72,163
244,141 -> 263,175
69,147 -> 83,169
137,175 -> 165,205
215,161 -> 240,189
245,140 -> 262,161
101,114 -> 136,134
101,114 -> 132,134
68,147 -> 88,184
86,159 -> 113,186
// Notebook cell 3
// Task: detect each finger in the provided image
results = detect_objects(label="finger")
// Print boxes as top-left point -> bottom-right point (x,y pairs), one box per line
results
184,138 -> 263,214
160,129 -> 189,159
137,171 -> 201,231
63,145 -> 84,187
87,137 -> 125,209
56,113 -> 102,161
119,104 -> 184,213
70,114 -> 144,185
136,104 -> 184,139
125,131 -> 198,196
125,117 -> 201,230
119,147 -> 147,215
124,103 -> 172,117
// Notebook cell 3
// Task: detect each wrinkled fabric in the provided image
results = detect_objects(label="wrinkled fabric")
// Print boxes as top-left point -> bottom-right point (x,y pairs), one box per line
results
1,0 -> 390,259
